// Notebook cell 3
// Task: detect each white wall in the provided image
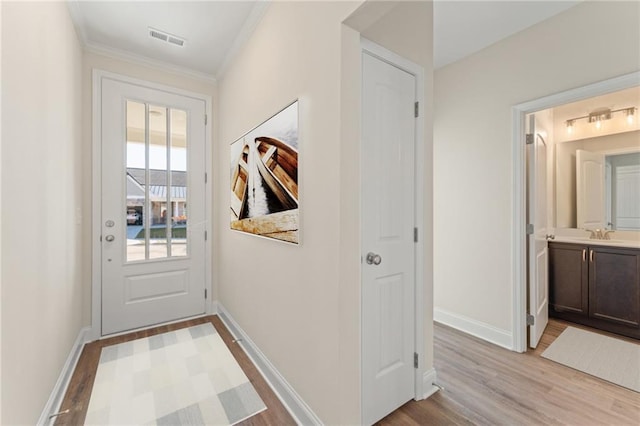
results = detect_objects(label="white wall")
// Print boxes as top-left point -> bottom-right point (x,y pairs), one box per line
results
0,2 -> 3,422
1,2 -> 83,423
217,3 -> 359,422
81,52 -> 216,326
217,1 -> 433,423
434,1 -> 640,343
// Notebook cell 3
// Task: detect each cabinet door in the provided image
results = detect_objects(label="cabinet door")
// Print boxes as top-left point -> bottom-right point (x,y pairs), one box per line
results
589,247 -> 640,328
549,243 -> 588,315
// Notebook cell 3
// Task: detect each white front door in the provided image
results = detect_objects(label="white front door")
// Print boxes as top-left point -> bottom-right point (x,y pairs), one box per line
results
361,50 -> 416,425
526,115 -> 549,348
100,76 -> 207,335
577,149 -> 606,229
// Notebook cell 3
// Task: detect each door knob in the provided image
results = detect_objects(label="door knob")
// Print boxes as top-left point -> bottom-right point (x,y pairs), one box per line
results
366,252 -> 382,265
105,235 -> 115,242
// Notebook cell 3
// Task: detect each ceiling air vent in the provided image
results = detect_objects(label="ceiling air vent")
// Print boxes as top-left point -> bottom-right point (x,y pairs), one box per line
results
148,27 -> 185,47
167,37 -> 184,47
149,29 -> 168,42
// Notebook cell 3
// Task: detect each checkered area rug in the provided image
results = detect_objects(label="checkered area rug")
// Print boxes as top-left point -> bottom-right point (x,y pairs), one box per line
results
84,323 -> 267,425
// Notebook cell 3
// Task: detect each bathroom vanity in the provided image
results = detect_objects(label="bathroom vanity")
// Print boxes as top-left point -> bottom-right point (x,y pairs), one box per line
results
548,240 -> 640,340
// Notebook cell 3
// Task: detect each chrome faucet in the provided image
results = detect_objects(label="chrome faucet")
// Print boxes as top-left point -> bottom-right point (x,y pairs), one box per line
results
586,229 -> 615,240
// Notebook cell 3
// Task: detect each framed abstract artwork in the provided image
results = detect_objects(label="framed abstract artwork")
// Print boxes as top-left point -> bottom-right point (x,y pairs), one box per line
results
230,100 -> 299,244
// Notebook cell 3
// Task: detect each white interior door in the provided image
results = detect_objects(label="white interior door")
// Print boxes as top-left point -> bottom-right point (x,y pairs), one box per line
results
101,77 -> 207,335
576,149 -> 605,229
614,164 -> 640,230
361,51 -> 416,425
527,115 -> 548,349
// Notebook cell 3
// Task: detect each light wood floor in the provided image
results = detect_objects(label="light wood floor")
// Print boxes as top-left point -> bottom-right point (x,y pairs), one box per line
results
377,319 -> 640,425
56,316 -> 639,425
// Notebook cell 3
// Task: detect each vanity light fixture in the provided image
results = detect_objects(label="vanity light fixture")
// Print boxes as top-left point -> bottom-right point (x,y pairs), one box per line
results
565,106 -> 637,133
625,107 -> 637,124
566,119 -> 574,134
588,108 -> 611,130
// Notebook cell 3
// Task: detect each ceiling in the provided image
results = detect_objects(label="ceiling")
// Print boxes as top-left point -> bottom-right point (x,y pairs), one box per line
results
68,1 -> 267,79
68,0 -> 582,79
434,0 -> 581,69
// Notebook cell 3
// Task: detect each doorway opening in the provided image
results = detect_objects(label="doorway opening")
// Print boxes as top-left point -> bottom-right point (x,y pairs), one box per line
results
513,72 -> 640,352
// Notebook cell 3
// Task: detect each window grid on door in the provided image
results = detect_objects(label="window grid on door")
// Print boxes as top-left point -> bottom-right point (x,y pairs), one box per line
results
125,100 -> 189,262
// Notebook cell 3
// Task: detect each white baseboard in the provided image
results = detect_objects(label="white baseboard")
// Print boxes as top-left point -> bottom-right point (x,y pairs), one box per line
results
434,307 -> 513,350
422,368 -> 439,400
216,303 -> 322,426
38,326 -> 91,426
209,299 -> 219,315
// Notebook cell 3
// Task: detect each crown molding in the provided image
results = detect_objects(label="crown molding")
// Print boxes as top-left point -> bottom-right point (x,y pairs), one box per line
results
66,0 -> 89,45
83,41 -> 217,84
66,0 -> 216,84
66,0 -> 272,84
216,1 -> 271,79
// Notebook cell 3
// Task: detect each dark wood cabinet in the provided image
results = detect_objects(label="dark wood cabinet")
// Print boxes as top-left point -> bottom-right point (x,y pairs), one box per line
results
549,243 -> 588,315
589,246 -> 640,328
548,242 -> 640,340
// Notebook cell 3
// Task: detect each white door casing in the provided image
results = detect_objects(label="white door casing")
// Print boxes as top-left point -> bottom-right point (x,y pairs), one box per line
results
577,149 -> 606,230
526,115 -> 548,349
361,49 -> 416,425
100,76 -> 207,336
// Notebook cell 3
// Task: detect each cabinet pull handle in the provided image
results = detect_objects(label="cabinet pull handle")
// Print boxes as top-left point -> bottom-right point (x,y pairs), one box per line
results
582,249 -> 586,262
590,250 -> 594,262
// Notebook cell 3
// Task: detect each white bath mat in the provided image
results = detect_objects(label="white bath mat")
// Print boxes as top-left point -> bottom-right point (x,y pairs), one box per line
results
84,323 -> 267,425
542,326 -> 640,392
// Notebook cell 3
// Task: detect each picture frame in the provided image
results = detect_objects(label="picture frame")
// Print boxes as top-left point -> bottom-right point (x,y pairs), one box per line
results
229,100 -> 299,244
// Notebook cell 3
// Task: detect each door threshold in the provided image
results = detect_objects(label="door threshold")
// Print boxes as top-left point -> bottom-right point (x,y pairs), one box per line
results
98,312 -> 209,340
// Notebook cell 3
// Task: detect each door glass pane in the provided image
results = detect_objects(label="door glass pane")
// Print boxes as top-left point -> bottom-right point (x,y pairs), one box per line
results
170,109 -> 188,257
148,105 -> 169,259
125,102 -> 188,262
126,101 -> 146,262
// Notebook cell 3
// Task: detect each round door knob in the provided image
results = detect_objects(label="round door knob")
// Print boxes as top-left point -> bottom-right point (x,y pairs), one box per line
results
105,235 -> 115,242
366,252 -> 382,265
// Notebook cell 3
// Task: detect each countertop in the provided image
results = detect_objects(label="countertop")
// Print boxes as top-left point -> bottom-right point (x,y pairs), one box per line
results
551,236 -> 640,249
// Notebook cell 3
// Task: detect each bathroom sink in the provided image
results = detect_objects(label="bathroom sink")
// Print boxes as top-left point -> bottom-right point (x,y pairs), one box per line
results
552,236 -> 640,249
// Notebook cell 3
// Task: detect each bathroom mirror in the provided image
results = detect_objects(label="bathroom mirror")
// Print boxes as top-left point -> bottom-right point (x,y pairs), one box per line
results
555,131 -> 640,230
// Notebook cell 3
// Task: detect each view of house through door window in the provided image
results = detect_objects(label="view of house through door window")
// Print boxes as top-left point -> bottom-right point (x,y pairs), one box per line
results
126,101 -> 189,261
